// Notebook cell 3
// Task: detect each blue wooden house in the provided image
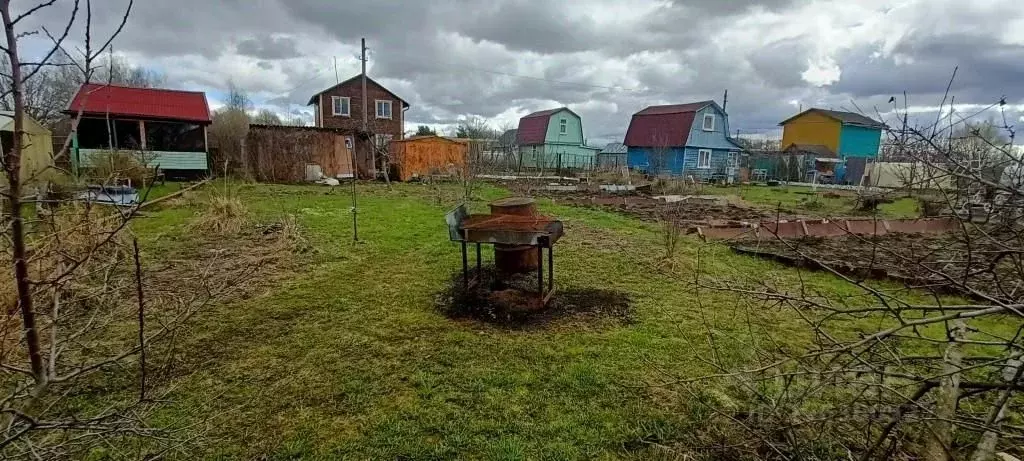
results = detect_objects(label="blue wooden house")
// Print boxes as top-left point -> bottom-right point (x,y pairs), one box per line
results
623,101 -> 743,181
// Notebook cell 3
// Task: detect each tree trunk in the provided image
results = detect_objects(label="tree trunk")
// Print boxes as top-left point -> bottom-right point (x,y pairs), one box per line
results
925,320 -> 966,460
1,1 -> 47,387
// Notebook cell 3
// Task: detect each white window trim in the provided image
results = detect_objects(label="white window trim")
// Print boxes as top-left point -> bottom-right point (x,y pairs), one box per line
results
697,149 -> 712,169
332,96 -> 350,117
376,99 -> 392,119
702,114 -> 715,131
559,119 -> 567,134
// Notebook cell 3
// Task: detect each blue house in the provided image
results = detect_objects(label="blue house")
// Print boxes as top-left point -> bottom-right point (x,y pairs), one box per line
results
623,101 -> 743,181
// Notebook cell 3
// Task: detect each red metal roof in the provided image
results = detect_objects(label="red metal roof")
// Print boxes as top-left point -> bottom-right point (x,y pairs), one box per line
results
66,83 -> 212,123
516,107 -> 577,145
624,101 -> 714,147
635,101 -> 712,116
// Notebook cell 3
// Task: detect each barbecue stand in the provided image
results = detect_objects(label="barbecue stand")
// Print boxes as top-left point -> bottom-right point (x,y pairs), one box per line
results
445,198 -> 564,307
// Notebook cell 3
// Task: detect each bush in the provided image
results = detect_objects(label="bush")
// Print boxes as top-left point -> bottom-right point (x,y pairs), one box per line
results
83,150 -> 153,186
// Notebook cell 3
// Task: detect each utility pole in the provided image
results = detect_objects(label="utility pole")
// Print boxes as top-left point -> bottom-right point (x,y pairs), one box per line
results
334,56 -> 339,84
350,38 -> 369,243
361,38 -> 368,134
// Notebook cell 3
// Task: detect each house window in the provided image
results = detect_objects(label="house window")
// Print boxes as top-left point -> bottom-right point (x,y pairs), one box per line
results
332,96 -> 350,116
728,152 -> 737,168
697,149 -> 712,169
376,100 -> 392,119
559,119 -> 567,134
702,114 -> 715,131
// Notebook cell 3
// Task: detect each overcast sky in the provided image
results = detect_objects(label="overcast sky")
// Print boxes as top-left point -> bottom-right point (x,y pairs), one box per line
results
21,0 -> 1024,145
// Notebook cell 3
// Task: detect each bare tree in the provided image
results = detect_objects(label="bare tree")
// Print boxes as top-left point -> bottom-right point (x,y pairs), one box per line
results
0,2 -> 253,458
671,82 -> 1024,460
0,53 -> 164,128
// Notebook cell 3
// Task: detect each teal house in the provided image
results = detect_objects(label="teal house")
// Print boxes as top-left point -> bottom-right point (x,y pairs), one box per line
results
516,108 -> 600,170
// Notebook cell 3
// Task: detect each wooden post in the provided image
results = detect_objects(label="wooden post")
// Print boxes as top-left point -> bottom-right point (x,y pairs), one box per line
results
138,120 -> 146,150
461,240 -> 469,288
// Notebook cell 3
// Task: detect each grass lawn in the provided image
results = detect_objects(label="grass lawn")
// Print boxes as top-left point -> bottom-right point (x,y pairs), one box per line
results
115,180 -> 986,459
701,184 -> 921,218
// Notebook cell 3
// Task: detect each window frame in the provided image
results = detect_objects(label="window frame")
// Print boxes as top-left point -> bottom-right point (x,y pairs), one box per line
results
375,99 -> 393,119
559,118 -> 567,134
702,113 -> 715,131
332,96 -> 350,117
697,149 -> 712,169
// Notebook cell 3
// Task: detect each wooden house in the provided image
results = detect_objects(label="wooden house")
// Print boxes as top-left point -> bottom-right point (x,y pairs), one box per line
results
780,108 -> 885,159
308,75 -> 409,178
389,135 -> 468,181
65,84 -> 212,177
624,101 -> 743,181
515,108 -> 600,171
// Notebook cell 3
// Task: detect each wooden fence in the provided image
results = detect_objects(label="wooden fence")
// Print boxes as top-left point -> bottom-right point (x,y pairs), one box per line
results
243,125 -> 353,182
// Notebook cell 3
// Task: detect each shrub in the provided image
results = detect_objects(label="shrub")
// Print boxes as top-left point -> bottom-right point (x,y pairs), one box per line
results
83,150 -> 153,186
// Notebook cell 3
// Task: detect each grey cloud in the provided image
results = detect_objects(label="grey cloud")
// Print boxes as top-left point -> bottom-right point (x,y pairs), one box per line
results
15,0 -> 1024,144
237,36 -> 301,60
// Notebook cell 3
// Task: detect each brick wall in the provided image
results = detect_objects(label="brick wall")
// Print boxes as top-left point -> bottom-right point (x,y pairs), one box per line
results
314,78 -> 404,138
311,77 -> 407,178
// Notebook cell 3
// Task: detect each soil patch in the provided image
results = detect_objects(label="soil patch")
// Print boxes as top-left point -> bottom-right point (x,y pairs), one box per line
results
558,195 -> 776,226
436,265 -> 633,329
733,230 -> 1024,302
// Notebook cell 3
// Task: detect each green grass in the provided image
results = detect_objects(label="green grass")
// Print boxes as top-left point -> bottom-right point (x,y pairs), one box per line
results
109,180 -> 998,459
700,184 -> 920,218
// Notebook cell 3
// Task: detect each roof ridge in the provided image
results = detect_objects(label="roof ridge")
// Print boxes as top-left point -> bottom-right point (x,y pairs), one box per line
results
82,82 -> 206,95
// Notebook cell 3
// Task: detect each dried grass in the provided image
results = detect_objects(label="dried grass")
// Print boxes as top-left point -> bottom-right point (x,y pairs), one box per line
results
191,194 -> 249,234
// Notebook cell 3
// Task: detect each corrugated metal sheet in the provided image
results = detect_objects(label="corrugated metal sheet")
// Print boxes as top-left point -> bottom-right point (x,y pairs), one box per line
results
67,84 -> 211,123
391,135 -> 468,181
779,108 -> 885,128
624,112 -> 696,147
624,101 -> 719,148
635,101 -> 713,116
600,142 -> 627,154
78,149 -> 208,170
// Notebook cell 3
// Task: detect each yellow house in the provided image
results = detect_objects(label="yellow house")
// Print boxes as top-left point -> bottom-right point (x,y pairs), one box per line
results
0,111 -> 55,184
780,108 -> 885,159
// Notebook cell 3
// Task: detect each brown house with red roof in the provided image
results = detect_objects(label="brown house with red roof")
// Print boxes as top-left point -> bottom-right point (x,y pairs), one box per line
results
308,75 -> 409,177
65,83 -> 212,175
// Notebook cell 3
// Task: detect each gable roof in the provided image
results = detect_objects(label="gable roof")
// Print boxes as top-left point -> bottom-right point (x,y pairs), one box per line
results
66,84 -> 211,123
624,100 -> 717,147
515,107 -> 578,145
307,75 -> 410,108
498,129 -> 518,146
779,108 -> 885,129
600,142 -> 627,154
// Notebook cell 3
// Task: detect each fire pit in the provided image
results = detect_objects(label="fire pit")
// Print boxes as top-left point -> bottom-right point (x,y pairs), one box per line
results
445,197 -> 564,307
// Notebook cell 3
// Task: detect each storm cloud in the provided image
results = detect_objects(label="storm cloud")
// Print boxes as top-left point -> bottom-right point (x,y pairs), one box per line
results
17,0 -> 1024,143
